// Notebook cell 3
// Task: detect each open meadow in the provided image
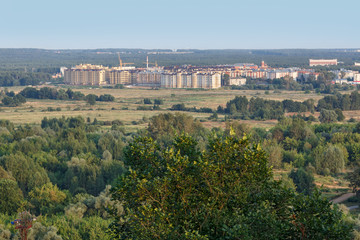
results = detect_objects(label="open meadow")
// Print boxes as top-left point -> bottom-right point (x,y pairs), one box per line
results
1,86 -> 359,130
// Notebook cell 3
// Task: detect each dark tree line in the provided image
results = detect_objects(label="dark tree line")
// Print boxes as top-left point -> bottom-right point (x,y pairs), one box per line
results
217,92 -> 360,121
0,71 -> 52,86
1,90 -> 26,107
19,87 -> 115,104
20,87 -> 85,100
317,91 -> 360,111
217,96 -> 315,120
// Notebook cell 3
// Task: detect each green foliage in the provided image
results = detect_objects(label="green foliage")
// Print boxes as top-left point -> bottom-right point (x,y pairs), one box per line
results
154,99 -> 164,105
86,94 -> 97,105
347,167 -> 360,193
147,113 -> 206,140
289,168 -> 315,195
312,144 -> 348,175
45,215 -> 111,240
66,185 -> 123,219
114,84 -> 124,89
1,94 -> 26,107
262,139 -> 283,168
29,183 -> 67,215
109,134 -> 351,239
0,179 -> 23,214
1,113 -> 359,238
109,134 -> 271,239
224,121 -> 250,137
0,223 -> 11,239
20,87 -> 86,101
335,108 -> 345,121
221,96 -> 315,120
143,98 -> 152,104
0,71 -> 51,87
319,109 -> 338,123
27,222 -> 62,240
317,91 -> 360,111
282,150 -> 305,168
97,94 -> 115,102
0,153 -> 50,194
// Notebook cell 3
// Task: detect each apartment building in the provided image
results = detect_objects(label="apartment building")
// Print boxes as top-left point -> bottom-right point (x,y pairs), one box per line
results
266,70 -> 298,80
309,59 -> 338,66
108,70 -> 131,85
160,72 -> 221,89
64,65 -> 106,86
136,71 -> 162,86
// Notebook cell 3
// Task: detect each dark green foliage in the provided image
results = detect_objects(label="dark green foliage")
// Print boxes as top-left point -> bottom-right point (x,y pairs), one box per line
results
289,168 -> 315,195
312,144 -> 347,175
1,48 -> 360,71
143,98 -> 152,104
20,87 -> 86,101
109,134 -> 352,239
170,103 -> 187,111
319,109 -> 338,123
20,87 -> 41,98
97,94 -> 115,102
222,96 -> 314,120
0,179 -> 23,214
317,91 -> 360,111
1,94 -> 26,107
86,94 -> 97,105
114,84 -> 124,89
29,182 -> 67,215
335,108 -> 345,121
222,73 -> 230,86
147,113 -> 207,141
348,167 -> 360,193
0,116 -> 126,210
226,96 -> 249,114
0,71 -> 51,86
136,105 -> 152,110
283,150 -> 305,168
0,153 -> 50,193
170,103 -> 213,113
154,99 -> 164,105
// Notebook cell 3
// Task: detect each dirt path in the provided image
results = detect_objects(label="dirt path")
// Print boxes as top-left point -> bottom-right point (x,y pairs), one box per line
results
331,193 -> 356,204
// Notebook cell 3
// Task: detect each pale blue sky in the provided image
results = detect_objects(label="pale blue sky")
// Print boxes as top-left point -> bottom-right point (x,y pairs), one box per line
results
1,0 -> 359,49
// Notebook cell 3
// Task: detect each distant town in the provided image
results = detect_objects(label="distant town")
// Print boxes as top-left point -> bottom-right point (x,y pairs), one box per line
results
61,57 -> 360,89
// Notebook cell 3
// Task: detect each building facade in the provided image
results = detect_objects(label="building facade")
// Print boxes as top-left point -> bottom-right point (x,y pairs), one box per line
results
108,70 -> 131,85
64,68 -> 106,86
160,72 -> 221,89
309,59 -> 338,66
136,71 -> 162,86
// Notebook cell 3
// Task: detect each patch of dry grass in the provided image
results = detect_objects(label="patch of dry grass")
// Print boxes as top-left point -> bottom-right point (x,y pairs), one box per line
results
0,86 -> 351,129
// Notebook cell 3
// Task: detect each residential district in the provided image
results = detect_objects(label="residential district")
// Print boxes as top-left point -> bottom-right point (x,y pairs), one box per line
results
61,58 -> 360,89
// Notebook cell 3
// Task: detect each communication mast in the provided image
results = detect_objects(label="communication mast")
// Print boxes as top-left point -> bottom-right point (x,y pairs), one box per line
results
12,211 -> 36,240
144,56 -> 158,70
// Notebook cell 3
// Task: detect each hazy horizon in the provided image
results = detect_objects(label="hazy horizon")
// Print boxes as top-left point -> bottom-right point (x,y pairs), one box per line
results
0,47 -> 359,51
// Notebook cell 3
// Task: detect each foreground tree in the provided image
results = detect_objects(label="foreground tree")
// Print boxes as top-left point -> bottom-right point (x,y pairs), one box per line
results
109,134 -> 352,239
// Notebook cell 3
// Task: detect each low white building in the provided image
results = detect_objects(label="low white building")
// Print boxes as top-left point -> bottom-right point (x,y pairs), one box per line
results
309,59 -> 338,66
229,78 -> 246,86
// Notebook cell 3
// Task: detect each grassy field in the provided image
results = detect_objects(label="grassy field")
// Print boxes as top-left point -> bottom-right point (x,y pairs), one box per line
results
0,86 -> 357,129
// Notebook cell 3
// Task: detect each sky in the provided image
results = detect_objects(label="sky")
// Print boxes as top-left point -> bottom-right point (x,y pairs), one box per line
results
0,0 -> 359,49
